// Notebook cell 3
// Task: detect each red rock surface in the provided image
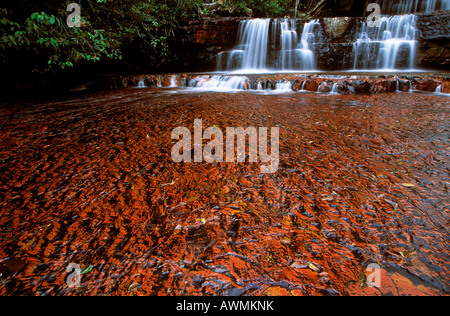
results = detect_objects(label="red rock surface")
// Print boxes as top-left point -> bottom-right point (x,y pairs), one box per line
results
0,88 -> 449,296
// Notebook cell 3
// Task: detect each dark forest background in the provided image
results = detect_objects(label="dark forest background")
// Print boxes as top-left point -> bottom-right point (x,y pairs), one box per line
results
0,0 -> 367,77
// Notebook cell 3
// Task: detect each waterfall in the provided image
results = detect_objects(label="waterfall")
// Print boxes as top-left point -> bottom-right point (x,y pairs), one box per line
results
295,20 -> 319,71
138,79 -> 146,88
275,80 -> 292,91
353,14 -> 417,70
373,0 -> 450,15
278,19 -> 298,70
331,82 -> 339,94
237,19 -> 271,71
190,75 -> 249,91
214,0 -> 447,73
169,75 -> 178,87
217,19 -> 318,72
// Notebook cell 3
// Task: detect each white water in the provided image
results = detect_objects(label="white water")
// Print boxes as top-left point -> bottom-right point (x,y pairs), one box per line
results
353,14 -> 417,70
237,19 -> 270,71
278,19 -> 298,70
218,15 -> 420,72
295,20 -> 319,71
169,75 -> 178,87
275,80 -> 292,91
138,80 -> 146,88
188,75 -> 249,91
212,0 -> 448,73
331,82 -> 339,94
218,19 -> 319,73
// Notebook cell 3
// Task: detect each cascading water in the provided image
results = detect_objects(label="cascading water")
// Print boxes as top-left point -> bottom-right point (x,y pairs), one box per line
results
353,14 -> 418,70
169,75 -> 178,87
352,0 -> 450,71
294,20 -> 319,71
278,19 -> 298,70
189,75 -> 249,91
214,0 -> 449,73
138,79 -> 146,88
217,15 -> 421,72
238,19 -> 270,71
217,19 -> 319,72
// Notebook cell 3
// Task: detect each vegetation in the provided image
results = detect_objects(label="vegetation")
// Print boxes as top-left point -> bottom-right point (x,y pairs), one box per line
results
224,0 -> 305,18
0,0 -> 314,74
0,0 -> 202,74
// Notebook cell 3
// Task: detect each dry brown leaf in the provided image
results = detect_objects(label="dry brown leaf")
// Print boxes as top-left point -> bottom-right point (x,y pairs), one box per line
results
411,256 -> 433,277
128,282 -> 141,292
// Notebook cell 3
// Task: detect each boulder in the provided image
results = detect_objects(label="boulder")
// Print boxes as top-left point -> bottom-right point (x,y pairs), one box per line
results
303,80 -> 320,92
292,80 -> 304,92
442,79 -> 450,94
334,80 -> 349,94
397,78 -> 411,92
414,77 -> 441,92
351,80 -> 371,94
318,81 -> 332,93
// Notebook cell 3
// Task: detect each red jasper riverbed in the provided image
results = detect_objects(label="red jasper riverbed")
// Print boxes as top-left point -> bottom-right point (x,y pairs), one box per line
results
0,88 -> 449,296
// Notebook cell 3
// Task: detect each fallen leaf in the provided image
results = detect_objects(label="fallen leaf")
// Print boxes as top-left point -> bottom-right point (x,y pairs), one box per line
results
174,225 -> 183,234
128,282 -> 141,292
291,262 -> 308,269
160,181 -> 176,187
384,198 -> 398,209
80,265 -> 94,275
401,183 -> 416,188
266,286 -> 290,296
411,256 -> 433,278
221,185 -> 230,194
308,263 -> 320,272
321,195 -> 334,202
187,196 -> 199,203
399,251 -> 417,258
21,238 -> 35,250
197,218 -> 206,225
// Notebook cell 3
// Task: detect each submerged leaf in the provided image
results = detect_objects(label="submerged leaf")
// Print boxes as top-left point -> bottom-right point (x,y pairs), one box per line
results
291,262 -> 308,269
411,256 -> 433,277
187,196 -> 199,203
308,263 -> 320,272
80,265 -> 94,275
128,282 -> 141,292
321,195 -> 334,202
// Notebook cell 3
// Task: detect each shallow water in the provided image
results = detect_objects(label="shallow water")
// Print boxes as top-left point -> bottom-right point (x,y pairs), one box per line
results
0,88 -> 448,295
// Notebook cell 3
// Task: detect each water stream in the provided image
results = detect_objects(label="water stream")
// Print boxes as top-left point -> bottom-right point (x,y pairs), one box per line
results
353,14 -> 417,70
216,0 -> 449,73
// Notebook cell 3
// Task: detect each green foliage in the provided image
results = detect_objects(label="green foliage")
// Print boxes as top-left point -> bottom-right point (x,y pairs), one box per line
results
1,7 -> 120,71
0,0 -> 307,74
224,0 -> 303,18
0,0 -> 202,73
